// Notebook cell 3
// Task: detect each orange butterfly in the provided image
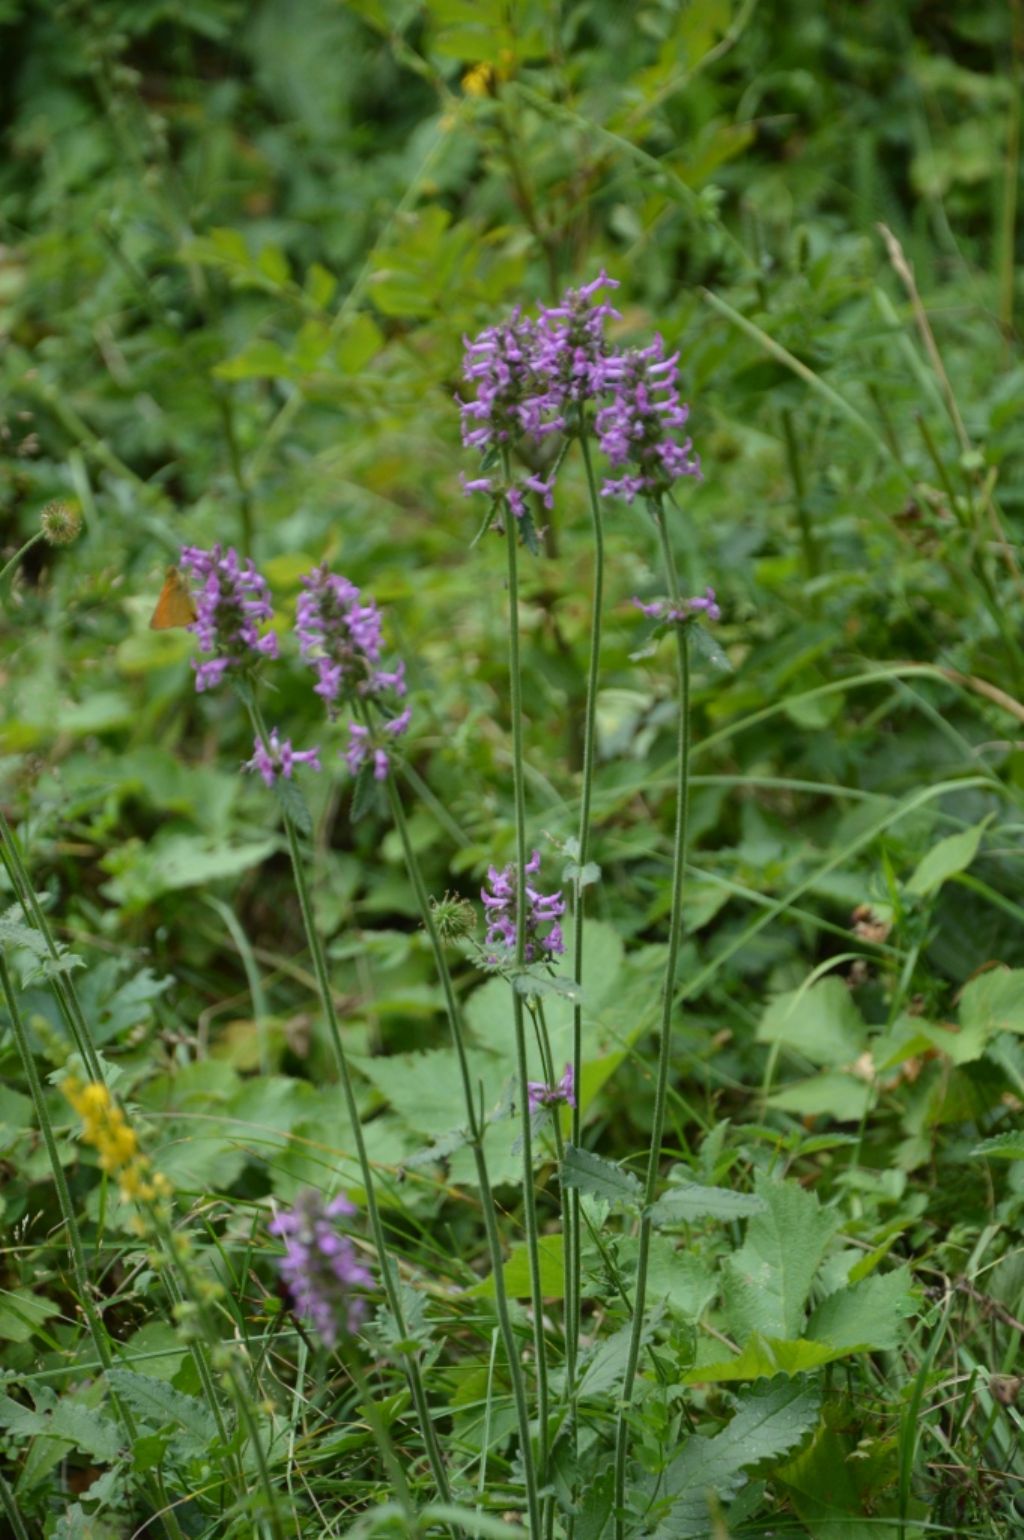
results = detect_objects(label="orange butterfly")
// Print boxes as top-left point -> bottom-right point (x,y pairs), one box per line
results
149,567 -> 197,631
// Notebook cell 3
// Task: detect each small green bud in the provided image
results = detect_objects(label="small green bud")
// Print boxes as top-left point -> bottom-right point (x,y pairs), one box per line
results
40,500 -> 82,547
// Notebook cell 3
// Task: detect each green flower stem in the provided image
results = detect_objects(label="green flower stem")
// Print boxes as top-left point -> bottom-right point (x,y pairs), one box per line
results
0,809 -> 104,1082
246,699 -> 450,1511
0,1472 -> 31,1540
0,531 -> 45,597
383,773 -> 542,1538
503,500 -> 552,1492
569,429 -> 606,1395
0,958 -> 186,1540
612,505 -> 692,1540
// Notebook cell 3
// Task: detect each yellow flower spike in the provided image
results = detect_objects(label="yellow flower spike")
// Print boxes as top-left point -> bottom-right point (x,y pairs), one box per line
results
462,61 -> 496,98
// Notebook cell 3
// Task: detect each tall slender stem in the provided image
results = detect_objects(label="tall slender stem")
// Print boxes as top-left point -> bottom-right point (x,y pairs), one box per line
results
612,506 -> 692,1540
383,774 -> 543,1537
246,700 -> 449,1510
504,495 -> 552,1489
568,430 -> 605,1397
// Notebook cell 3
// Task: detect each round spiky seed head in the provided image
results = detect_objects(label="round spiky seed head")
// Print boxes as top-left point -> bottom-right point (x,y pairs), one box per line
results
429,890 -> 477,942
40,500 -> 82,546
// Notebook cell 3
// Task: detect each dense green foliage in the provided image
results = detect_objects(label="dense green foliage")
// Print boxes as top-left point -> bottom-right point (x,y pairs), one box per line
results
2,0 -> 1024,1535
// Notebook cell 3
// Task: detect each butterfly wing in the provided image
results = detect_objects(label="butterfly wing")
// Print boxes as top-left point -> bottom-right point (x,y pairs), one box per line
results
149,567 -> 197,631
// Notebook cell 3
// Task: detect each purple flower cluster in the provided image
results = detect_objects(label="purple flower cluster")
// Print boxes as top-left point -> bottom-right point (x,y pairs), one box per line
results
179,544 -> 279,692
268,1189 -> 372,1349
459,274 -> 703,521
596,337 -> 701,504
458,273 -> 621,520
482,849 -> 565,965
297,566 -> 411,780
527,1062 -> 576,1113
243,728 -> 321,788
634,587 -> 721,624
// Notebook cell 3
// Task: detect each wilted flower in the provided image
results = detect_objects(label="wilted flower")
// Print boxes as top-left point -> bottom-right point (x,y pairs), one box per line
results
527,1063 -> 576,1112
482,849 -> 565,964
633,587 -> 720,623
243,728 -> 321,788
179,544 -> 279,692
597,336 -> 701,504
268,1189 -> 372,1349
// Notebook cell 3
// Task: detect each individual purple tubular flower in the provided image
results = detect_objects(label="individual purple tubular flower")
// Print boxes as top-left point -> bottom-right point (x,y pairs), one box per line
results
482,849 -> 566,965
633,587 -> 721,623
243,728 -> 321,788
345,705 -> 411,781
527,1062 -> 576,1113
268,1189 -> 372,1350
596,335 -> 701,504
179,544 -> 279,692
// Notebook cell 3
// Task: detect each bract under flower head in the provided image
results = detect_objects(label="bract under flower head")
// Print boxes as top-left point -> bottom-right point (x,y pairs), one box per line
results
481,849 -> 565,965
268,1189 -> 372,1349
597,336 -> 701,504
179,544 -> 279,692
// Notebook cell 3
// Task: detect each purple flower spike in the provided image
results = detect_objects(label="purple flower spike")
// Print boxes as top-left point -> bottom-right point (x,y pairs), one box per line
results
535,270 -> 621,407
178,544 -> 279,692
597,336 -> 701,504
482,849 -> 565,965
296,566 -> 400,710
527,1062 -> 576,1113
243,728 -> 321,788
268,1189 -> 372,1349
633,587 -> 721,624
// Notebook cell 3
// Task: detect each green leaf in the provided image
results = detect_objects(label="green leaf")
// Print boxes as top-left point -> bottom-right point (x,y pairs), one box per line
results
0,1287 -> 59,1343
806,1267 -> 916,1352
273,773 -> 313,836
420,1506 -> 526,1540
560,1146 -> 643,1209
683,1334 -> 842,1383
468,1233 -> 564,1300
649,1182 -> 766,1225
757,978 -> 868,1068
723,1176 -> 839,1340
106,1369 -> 218,1459
0,1389 -> 120,1463
906,819 -> 989,896
648,1377 -> 821,1537
970,1132 -> 1024,1160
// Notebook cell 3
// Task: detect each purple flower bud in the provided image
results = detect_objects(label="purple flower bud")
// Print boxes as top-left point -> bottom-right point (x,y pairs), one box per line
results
268,1189 -> 372,1349
243,729 -> 321,788
632,587 -> 721,624
481,849 -> 566,965
178,544 -> 279,693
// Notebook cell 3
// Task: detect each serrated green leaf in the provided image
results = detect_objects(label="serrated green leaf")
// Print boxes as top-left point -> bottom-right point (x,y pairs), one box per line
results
723,1176 -> 839,1341
273,773 -> 313,835
683,1334 -> 841,1383
468,1233 -> 564,1300
806,1267 -> 916,1352
971,1132 -> 1024,1159
649,1182 -> 766,1225
757,978 -> 868,1068
560,1145 -> 643,1209
106,1368 -> 218,1458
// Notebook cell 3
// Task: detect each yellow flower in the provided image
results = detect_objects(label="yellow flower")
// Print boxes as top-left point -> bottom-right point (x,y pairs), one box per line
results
62,1077 -> 173,1212
462,61 -> 496,98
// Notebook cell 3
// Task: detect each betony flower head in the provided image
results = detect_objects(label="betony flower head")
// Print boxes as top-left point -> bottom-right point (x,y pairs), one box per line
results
633,587 -> 720,624
482,849 -> 565,965
179,544 -> 279,692
535,270 -> 621,408
597,336 -> 701,504
527,1062 -> 576,1113
243,728 -> 321,788
344,706 -> 410,781
296,566 -> 402,710
268,1189 -> 372,1349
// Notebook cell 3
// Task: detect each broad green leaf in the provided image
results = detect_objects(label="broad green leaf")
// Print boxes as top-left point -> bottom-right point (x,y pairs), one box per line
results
971,1132 -> 1024,1160
577,1323 -> 637,1399
960,968 -> 1024,1043
806,1267 -> 916,1352
468,1233 -> 564,1300
646,1236 -> 718,1320
0,1393 -> 120,1463
648,1376 -> 821,1537
0,1287 -> 59,1343
906,819 -> 989,896
106,1369 -> 218,1459
420,1507 -> 525,1540
757,978 -> 868,1068
723,1176 -> 839,1341
560,1145 -> 642,1209
648,1182 -> 766,1224
767,1071 -> 873,1122
684,1334 -> 841,1383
